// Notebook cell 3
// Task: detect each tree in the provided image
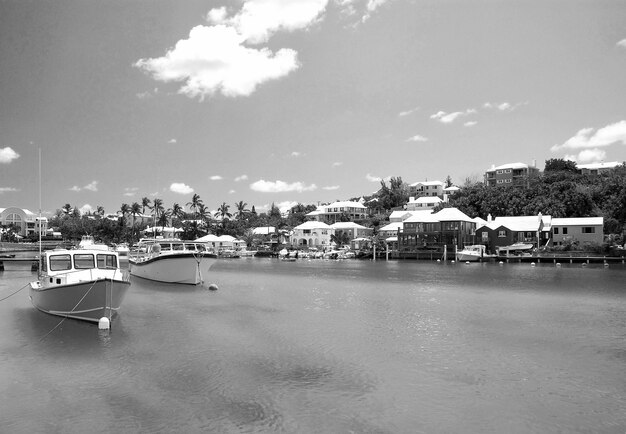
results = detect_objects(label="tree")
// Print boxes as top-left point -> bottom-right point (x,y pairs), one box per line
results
234,201 -> 249,220
171,203 -> 184,223
150,198 -> 165,230
544,158 -> 578,173
186,193 -> 203,220
119,203 -> 130,227
141,197 -> 151,215
130,202 -> 142,241
445,175 -> 453,188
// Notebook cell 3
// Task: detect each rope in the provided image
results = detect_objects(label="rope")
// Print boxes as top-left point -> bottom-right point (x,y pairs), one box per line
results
0,283 -> 29,302
39,279 -> 98,341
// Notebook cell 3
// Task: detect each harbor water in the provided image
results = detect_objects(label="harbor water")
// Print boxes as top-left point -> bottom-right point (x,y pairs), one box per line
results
1,258 -> 625,433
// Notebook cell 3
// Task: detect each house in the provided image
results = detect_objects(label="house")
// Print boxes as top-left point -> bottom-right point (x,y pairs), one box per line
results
290,221 -> 333,248
409,180 -> 444,198
576,162 -> 621,176
405,196 -> 443,211
306,201 -> 369,223
396,208 -> 476,252
475,214 -> 552,253
330,222 -> 373,241
0,206 -> 48,238
484,162 -> 540,187
551,217 -> 604,246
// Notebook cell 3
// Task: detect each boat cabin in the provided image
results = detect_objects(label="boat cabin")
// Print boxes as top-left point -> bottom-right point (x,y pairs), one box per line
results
39,249 -> 122,286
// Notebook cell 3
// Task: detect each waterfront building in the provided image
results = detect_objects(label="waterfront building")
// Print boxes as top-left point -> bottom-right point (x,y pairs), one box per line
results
396,207 -> 476,254
409,180 -> 444,198
290,221 -> 333,248
551,217 -> 604,246
0,206 -> 48,238
576,161 -> 621,176
306,201 -> 368,223
475,214 -> 552,253
484,162 -> 540,187
330,222 -> 373,241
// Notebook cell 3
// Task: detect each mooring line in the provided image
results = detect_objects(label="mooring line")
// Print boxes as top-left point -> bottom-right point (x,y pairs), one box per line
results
0,283 -> 29,302
39,280 -> 98,341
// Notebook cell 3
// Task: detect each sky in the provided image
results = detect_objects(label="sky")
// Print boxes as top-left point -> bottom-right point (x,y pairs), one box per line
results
1,0 -> 626,218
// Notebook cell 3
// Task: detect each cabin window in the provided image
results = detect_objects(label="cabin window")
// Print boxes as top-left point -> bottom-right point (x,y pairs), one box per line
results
49,254 -> 72,271
172,243 -> 184,251
97,254 -> 117,269
74,254 -> 95,269
159,243 -> 171,251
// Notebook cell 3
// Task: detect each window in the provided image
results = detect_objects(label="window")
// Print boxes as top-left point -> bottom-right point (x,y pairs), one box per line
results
159,243 -> 171,251
504,179 -> 512,183
504,169 -> 512,173
303,229 -> 311,234
496,170 -> 503,174
97,254 -> 117,269
582,227 -> 595,234
50,254 -> 72,271
563,227 -> 568,235
482,232 -> 488,241
74,254 -> 95,269
554,227 -> 559,235
498,230 -> 506,238
497,179 -> 504,184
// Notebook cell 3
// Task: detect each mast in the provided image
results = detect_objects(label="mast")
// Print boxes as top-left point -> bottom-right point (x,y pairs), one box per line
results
38,148 -> 42,273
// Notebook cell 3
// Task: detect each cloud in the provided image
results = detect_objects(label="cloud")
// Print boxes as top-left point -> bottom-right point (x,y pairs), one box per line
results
366,173 -> 391,182
464,121 -> 477,127
123,187 -> 139,197
430,108 -> 476,124
406,134 -> 428,142
564,148 -> 607,163
275,200 -> 299,213
170,182 -> 194,194
250,179 -> 317,193
0,187 -> 18,194
69,181 -> 98,192
0,147 -> 20,164
617,38 -> 626,48
168,138 -> 177,144
209,175 -> 223,181
135,24 -> 300,99
235,174 -> 249,182
80,204 -> 93,215
291,151 -> 302,157
332,162 -> 343,167
322,185 -> 340,190
551,120 -> 626,152
228,189 -> 236,194
483,101 -> 527,112
398,106 -> 419,117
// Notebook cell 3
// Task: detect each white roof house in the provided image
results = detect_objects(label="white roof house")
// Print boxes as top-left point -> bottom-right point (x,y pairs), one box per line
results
406,196 -> 443,211
306,201 -> 368,222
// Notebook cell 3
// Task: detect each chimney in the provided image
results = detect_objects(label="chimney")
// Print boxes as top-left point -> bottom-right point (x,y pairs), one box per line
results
487,213 -> 492,222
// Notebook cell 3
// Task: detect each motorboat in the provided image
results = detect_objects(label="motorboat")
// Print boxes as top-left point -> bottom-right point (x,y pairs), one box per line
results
457,245 -> 494,262
129,239 -> 217,285
29,247 -> 131,323
497,243 -> 534,257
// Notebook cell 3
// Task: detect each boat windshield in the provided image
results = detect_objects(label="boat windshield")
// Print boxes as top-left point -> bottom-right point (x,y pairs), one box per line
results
97,254 -> 118,269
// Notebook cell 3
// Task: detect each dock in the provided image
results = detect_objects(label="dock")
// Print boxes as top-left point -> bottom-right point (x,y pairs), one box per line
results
0,257 -> 39,271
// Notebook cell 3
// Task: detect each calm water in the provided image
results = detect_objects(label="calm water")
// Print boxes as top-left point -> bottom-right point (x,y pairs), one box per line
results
1,257 -> 625,433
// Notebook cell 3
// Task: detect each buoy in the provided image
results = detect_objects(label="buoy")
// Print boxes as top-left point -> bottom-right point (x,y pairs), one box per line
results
556,263 -> 561,267
465,261 -> 470,265
499,261 -> 504,265
451,260 -> 455,263
98,317 -> 110,330
531,262 -> 536,267
604,263 -> 609,268
208,283 -> 219,291
436,259 -> 441,263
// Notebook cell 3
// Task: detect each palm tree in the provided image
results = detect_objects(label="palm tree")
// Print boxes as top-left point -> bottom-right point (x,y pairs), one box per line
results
197,203 -> 212,235
186,194 -> 203,219
96,205 -> 105,218
130,202 -> 141,241
62,203 -> 72,215
140,197 -> 151,215
119,203 -> 130,227
150,198 -> 165,232
171,203 -> 184,224
234,200 -> 249,220
215,202 -> 231,220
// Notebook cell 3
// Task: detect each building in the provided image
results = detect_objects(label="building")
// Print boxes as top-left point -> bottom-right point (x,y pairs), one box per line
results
306,201 -> 369,223
484,162 -> 540,187
576,161 -> 621,176
290,221 -> 333,248
405,196 -> 443,211
551,217 -> 603,246
475,214 -> 552,253
0,207 -> 48,238
409,180 -> 444,198
330,222 -> 373,242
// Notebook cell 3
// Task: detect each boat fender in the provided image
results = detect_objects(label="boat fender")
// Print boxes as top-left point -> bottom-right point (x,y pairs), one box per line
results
98,317 -> 110,330
208,283 -> 219,291
531,262 -> 536,267
465,261 -> 470,265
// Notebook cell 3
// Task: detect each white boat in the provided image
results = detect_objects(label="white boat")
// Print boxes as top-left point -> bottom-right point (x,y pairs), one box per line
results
129,239 -> 217,285
78,235 -> 110,251
457,245 -> 494,261
497,243 -> 534,257
29,247 -> 131,323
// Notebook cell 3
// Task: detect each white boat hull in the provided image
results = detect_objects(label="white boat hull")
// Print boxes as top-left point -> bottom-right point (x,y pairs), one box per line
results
129,253 -> 217,285
29,278 -> 130,323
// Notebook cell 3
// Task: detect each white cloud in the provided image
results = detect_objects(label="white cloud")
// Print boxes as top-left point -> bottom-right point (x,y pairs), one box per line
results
291,151 -> 302,157
0,147 -> 20,164
84,181 -> 98,192
332,161 -> 343,167
235,174 -> 249,182
406,134 -> 428,142
168,138 -> 177,144
464,121 -> 477,127
366,173 -> 391,182
275,200 -> 299,213
398,106 -> 419,117
80,204 -> 93,215
135,24 -> 300,99
250,179 -> 317,193
565,149 -> 607,164
0,187 -> 18,194
170,182 -> 194,194
123,187 -> 139,197
430,108 -> 476,124
69,181 -> 98,192
323,185 -> 340,190
617,38 -> 626,48
551,120 -> 626,152
210,175 -> 223,181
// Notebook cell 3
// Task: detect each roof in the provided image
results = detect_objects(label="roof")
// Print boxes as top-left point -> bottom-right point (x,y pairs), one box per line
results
552,217 -> 603,226
323,201 -> 367,209
330,222 -> 368,229
486,162 -> 532,172
408,196 -> 443,204
443,186 -> 461,192
576,161 -> 621,170
490,215 -> 552,232
252,226 -> 275,235
433,207 -> 474,222
389,210 -> 413,221
410,180 -> 444,187
379,222 -> 403,231
294,221 -> 332,230
403,210 -> 438,223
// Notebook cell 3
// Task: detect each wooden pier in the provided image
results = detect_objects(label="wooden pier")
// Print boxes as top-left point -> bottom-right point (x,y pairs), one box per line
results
0,257 -> 39,271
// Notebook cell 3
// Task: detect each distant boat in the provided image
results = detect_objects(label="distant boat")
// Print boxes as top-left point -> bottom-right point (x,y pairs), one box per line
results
457,245 -> 495,262
497,243 -> 534,257
29,247 -> 130,323
129,239 -> 217,285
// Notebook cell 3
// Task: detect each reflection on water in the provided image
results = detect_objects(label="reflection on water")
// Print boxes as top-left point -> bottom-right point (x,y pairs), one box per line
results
1,259 -> 625,433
